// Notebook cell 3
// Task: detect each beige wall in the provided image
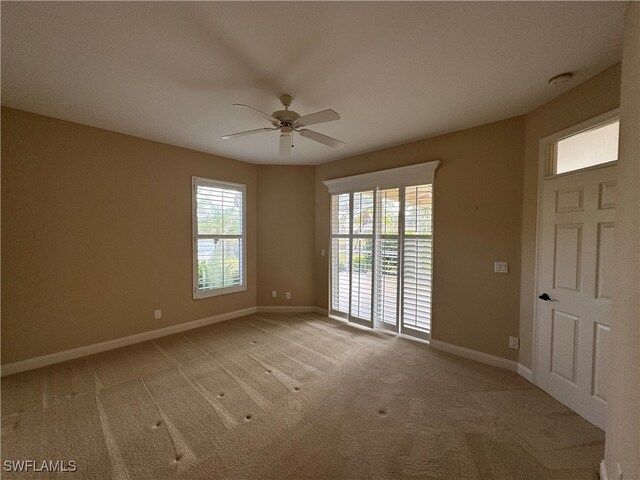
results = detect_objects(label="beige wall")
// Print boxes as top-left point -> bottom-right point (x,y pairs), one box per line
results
315,116 -> 526,361
518,65 -> 621,369
1,64 -> 625,370
1,107 -> 258,364
257,165 -> 315,307
605,3 -> 640,478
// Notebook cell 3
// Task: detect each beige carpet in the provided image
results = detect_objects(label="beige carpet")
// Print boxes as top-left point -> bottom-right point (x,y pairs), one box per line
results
1,313 -> 604,479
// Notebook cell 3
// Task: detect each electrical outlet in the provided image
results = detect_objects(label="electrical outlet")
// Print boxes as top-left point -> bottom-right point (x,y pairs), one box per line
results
285,292 -> 291,300
509,336 -> 519,349
154,309 -> 162,320
494,261 -> 509,274
272,290 -> 277,298
321,249 -> 326,257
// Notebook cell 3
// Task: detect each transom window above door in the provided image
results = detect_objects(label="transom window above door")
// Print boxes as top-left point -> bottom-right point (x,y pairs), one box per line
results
546,113 -> 620,176
324,161 -> 439,341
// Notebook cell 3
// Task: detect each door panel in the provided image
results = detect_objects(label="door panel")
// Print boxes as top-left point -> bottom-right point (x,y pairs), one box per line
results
596,223 -> 615,299
536,165 -> 615,429
550,309 -> 579,384
556,187 -> 584,212
553,225 -> 582,291
599,181 -> 617,209
592,323 -> 609,402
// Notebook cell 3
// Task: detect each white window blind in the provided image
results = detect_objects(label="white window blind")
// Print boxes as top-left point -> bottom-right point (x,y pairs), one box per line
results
402,185 -> 433,334
350,191 -> 374,321
192,177 -> 246,299
331,194 -> 351,314
375,188 -> 400,328
325,161 -> 438,341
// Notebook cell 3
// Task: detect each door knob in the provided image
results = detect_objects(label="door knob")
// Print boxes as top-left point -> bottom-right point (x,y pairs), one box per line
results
538,293 -> 551,301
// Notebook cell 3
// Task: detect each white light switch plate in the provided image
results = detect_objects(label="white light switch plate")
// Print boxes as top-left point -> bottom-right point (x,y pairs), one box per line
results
494,261 -> 509,273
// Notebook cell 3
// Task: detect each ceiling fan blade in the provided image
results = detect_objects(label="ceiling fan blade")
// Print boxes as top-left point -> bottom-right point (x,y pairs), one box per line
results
296,109 -> 340,127
280,134 -> 291,155
233,104 -> 279,125
221,128 -> 273,140
299,129 -> 345,149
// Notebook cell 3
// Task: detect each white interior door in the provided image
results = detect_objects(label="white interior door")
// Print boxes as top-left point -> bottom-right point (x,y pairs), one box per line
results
536,165 -> 616,429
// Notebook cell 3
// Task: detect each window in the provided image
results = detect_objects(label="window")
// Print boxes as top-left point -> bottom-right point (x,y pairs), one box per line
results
192,177 -> 246,299
324,161 -> 439,340
555,119 -> 619,175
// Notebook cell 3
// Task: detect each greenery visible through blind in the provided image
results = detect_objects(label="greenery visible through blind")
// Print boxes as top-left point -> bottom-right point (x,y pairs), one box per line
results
193,178 -> 245,298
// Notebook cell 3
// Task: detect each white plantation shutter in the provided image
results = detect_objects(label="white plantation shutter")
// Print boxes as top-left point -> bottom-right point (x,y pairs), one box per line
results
350,191 -> 374,322
192,177 -> 246,299
331,237 -> 350,314
325,161 -> 438,340
374,188 -> 400,329
331,194 -> 351,315
402,185 -> 433,336
351,237 -> 373,320
402,238 -> 432,327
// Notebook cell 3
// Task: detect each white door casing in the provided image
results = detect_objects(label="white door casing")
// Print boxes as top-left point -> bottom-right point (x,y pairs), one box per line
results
536,165 -> 616,430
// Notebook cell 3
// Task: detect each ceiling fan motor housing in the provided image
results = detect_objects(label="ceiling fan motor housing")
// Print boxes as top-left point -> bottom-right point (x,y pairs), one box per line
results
272,109 -> 300,128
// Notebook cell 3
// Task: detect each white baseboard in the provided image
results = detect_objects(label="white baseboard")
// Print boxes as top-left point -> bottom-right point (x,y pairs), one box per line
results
314,307 -> 329,315
256,306 -> 318,313
517,363 -> 534,383
599,460 -> 608,480
429,339 -> 518,372
0,307 -> 258,377
1,306 -> 528,381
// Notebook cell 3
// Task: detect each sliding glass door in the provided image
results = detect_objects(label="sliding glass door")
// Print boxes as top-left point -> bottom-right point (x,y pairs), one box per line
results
401,184 -> 433,340
330,191 -> 375,327
350,191 -> 375,327
374,188 -> 400,332
329,183 -> 434,340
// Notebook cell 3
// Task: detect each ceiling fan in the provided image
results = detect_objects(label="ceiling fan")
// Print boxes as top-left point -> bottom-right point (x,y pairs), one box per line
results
222,94 -> 345,155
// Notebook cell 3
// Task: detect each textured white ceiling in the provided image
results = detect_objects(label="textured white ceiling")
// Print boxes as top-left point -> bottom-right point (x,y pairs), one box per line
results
1,2 -> 626,165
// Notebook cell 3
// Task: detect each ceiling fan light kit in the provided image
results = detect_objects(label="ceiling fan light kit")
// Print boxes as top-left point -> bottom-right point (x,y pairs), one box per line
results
222,94 -> 345,155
